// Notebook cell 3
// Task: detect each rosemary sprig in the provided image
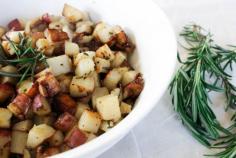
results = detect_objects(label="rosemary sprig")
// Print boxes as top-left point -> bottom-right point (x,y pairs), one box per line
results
169,24 -> 232,147
0,34 -> 47,82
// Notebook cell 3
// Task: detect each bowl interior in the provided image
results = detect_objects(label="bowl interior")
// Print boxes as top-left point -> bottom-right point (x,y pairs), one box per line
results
0,0 -> 177,157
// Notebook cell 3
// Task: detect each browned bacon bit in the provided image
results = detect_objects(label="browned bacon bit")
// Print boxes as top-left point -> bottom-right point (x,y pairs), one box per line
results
46,29 -> 69,42
55,93 -> 77,114
123,74 -> 144,99
64,127 -> 87,148
7,94 -> 32,119
114,31 -> 135,53
0,83 -> 15,103
54,112 -> 77,132
7,19 -> 23,31
42,13 -> 51,24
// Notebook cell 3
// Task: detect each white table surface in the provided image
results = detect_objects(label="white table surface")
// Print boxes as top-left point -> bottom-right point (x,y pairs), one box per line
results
99,0 -> 236,157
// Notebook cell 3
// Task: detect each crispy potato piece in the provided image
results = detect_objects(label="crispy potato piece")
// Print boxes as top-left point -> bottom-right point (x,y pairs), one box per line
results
1,41 -> 15,56
8,19 -> 24,31
111,51 -> 127,68
91,87 -> 109,109
36,38 -> 54,56
0,83 -> 14,103
27,124 -> 55,149
120,102 -> 132,114
94,57 -> 110,73
0,130 -> 11,158
54,112 -> 77,132
75,57 -> 95,77
23,149 -> 31,158
34,115 -> 56,126
73,51 -> 95,66
93,22 -> 115,44
122,70 -> 138,86
10,130 -> 28,154
32,94 -> 51,116
96,94 -> 121,121
0,26 -> 6,38
0,65 -> 18,84
0,108 -> 12,128
17,80 -> 38,98
123,74 -> 144,99
65,41 -> 80,57
75,102 -> 90,119
44,29 -> 69,42
7,94 -> 32,119
3,31 -> 25,43
56,74 -> 72,93
55,93 -> 77,114
48,130 -> 64,146
64,127 -> 87,148
115,30 -> 135,53
62,4 -> 88,23
103,69 -> 122,90
78,110 -> 101,133
12,120 -> 33,132
95,44 -> 114,61
76,21 -> 94,34
85,133 -> 97,142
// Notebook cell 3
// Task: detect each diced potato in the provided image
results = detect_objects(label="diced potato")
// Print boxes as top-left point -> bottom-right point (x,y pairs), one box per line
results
73,51 -> 95,66
55,93 -> 77,114
56,74 -> 72,93
0,108 -> 12,128
47,55 -> 72,76
75,57 -> 95,77
62,4 -> 88,23
0,65 -> 18,84
1,41 -> 15,56
12,120 -> 33,132
120,102 -> 132,114
76,21 -> 94,34
32,94 -> 51,116
110,88 -> 122,101
115,67 -> 129,76
96,44 -> 114,61
7,94 -> 32,119
100,121 -> 114,132
0,83 -> 14,103
44,28 -> 69,42
34,115 -> 56,126
75,102 -> 90,119
8,19 -> 24,31
0,130 -> 11,158
54,112 -> 77,132
122,70 -> 138,86
85,133 -> 97,142
17,79 -> 38,98
27,124 -> 55,149
70,76 -> 94,97
23,149 -> 31,158
78,110 -> 101,133
92,87 -> 109,109
89,71 -> 100,87
64,127 -> 87,148
65,41 -> 80,57
93,22 -> 115,44
36,146 -> 60,158
49,21 -> 63,30
123,75 -> 144,99
103,69 -> 122,90
0,148 -> 10,158
30,32 -> 45,47
94,57 -> 110,73
96,94 -> 121,121
111,51 -> 127,68
3,31 -> 25,43
11,130 -> 28,154
36,38 -> 54,56
0,26 -> 6,38
48,130 -> 64,146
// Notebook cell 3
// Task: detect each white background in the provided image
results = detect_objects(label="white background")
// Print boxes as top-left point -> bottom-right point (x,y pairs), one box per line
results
99,0 -> 236,157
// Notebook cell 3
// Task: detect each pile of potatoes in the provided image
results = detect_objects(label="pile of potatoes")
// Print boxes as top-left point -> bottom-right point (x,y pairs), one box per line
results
0,4 -> 144,158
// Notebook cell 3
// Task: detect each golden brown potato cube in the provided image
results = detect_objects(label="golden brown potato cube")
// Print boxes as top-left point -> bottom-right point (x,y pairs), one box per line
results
94,57 -> 110,73
123,74 -> 144,99
64,127 -> 87,148
89,71 -> 100,88
110,88 -> 122,101
103,69 -> 122,90
70,76 -> 95,97
76,21 -> 94,34
17,80 -> 38,98
36,38 -> 54,56
10,130 -> 28,154
12,120 -> 33,132
92,87 -> 109,109
75,102 -> 90,119
111,51 -> 127,68
96,94 -> 121,121
55,93 -> 77,114
78,110 -> 101,133
85,133 -> 97,142
122,70 -> 138,86
62,4 -> 88,23
54,112 -> 77,132
0,108 -> 12,128
0,26 -> 6,38
56,74 -> 72,93
1,41 -> 15,56
44,28 -> 69,42
48,130 -> 64,146
27,124 -> 55,149
7,94 -> 32,119
3,31 -> 25,43
34,115 -> 56,126
75,57 -> 95,77
73,51 -> 95,66
23,149 -> 31,158
65,41 -> 80,57
0,65 -> 18,84
93,22 -> 115,44
120,102 -> 132,114
96,44 -> 114,61
32,94 -> 51,116
0,83 -> 14,103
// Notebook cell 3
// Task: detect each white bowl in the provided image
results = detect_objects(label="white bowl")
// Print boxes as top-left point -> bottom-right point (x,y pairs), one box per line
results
0,0 -> 176,157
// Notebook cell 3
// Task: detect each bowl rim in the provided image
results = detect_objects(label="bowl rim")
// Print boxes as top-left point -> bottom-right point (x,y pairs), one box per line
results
49,0 -> 177,157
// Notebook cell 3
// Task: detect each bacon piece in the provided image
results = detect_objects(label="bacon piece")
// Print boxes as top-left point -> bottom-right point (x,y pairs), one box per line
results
64,128 -> 87,148
41,13 -> 51,24
45,29 -> 69,42
8,19 -> 23,31
54,112 -> 77,132
0,83 -> 15,103
55,93 -> 77,114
